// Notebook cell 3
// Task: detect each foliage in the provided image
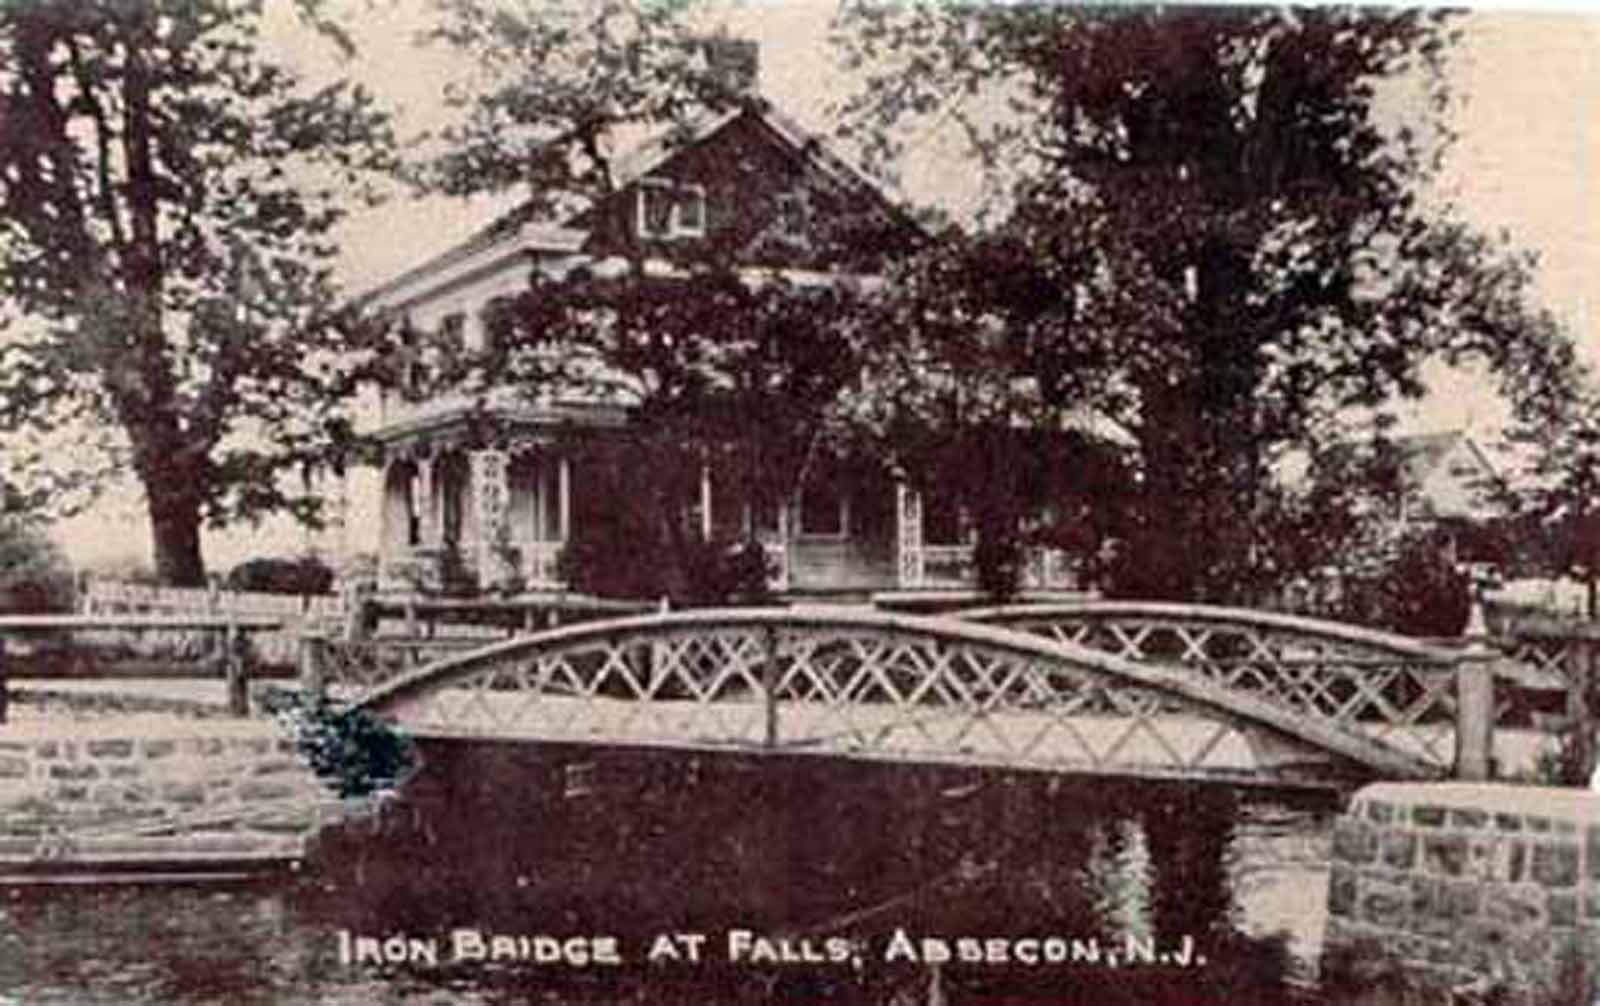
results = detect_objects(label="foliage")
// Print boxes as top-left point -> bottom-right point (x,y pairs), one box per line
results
833,5 -> 1577,603
261,686 -> 415,800
418,0 -> 750,212
1337,531 -> 1473,637
0,1 -> 396,585
224,555 -> 335,596
0,510 -> 74,614
556,438 -> 773,606
1498,382 -> 1600,615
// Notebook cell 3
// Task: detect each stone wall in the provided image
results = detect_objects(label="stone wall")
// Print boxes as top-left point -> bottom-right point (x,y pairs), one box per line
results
1322,781 -> 1599,1004
0,715 -> 337,869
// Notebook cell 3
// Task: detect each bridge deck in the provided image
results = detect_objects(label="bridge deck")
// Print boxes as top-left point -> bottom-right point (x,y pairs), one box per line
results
394,693 -> 1483,787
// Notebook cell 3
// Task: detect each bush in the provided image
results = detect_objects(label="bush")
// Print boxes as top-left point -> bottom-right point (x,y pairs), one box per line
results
261,687 -> 416,798
974,524 -> 1024,602
1335,533 -> 1473,637
560,525 -> 774,607
225,555 -> 335,595
0,519 -> 74,613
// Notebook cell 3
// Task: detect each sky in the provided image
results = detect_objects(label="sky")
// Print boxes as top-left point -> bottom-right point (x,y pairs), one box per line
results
46,2 -> 1600,571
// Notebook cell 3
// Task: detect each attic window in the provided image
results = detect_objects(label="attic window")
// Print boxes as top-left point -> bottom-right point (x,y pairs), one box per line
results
776,193 -> 806,238
637,179 -> 705,239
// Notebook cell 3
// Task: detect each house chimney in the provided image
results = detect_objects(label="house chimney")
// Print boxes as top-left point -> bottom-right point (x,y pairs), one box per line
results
701,35 -> 759,97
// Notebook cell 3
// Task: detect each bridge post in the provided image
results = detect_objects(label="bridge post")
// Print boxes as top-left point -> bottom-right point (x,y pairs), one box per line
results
1453,647 -> 1495,781
299,631 -> 327,700
224,619 -> 250,717
762,626 -> 779,749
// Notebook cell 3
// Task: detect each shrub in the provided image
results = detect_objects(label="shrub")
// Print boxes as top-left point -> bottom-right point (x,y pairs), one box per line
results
560,525 -> 774,607
261,687 -> 416,798
0,519 -> 74,613
1335,533 -> 1473,637
225,555 -> 335,595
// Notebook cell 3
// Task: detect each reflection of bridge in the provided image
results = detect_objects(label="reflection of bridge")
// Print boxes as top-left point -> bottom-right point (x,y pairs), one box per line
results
357,604 -> 1505,792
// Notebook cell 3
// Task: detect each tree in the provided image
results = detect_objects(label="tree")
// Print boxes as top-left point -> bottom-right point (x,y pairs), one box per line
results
0,1 -> 395,585
840,230 -> 1137,599
834,5 -> 1576,602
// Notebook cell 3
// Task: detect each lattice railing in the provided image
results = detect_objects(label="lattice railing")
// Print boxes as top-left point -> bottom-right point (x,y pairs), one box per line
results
360,609 -> 1438,787
955,602 -> 1471,771
921,545 -> 975,587
313,637 -> 492,700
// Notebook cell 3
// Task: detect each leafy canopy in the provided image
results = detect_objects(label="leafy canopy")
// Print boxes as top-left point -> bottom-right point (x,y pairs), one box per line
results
833,5 -> 1576,602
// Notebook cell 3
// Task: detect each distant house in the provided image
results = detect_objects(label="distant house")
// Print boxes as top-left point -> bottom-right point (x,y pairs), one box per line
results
1289,428 -> 1508,567
1384,430 -> 1506,528
353,53 -> 1106,603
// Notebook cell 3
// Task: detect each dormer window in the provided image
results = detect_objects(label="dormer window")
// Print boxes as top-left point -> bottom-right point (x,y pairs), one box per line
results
637,179 -> 706,239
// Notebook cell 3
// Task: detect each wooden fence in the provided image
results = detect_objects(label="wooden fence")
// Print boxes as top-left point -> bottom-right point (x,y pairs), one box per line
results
80,580 -> 345,667
0,615 -> 284,719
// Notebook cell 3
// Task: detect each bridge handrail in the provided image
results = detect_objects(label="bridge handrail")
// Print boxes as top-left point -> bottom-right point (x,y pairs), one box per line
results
0,614 -> 283,720
357,607 -> 1441,782
953,601 -> 1462,662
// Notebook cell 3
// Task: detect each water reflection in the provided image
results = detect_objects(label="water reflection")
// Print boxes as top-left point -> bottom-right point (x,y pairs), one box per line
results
0,744 -> 1337,1005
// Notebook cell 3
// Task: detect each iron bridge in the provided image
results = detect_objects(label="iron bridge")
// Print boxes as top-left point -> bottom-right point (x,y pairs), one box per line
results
356,606 -> 1474,792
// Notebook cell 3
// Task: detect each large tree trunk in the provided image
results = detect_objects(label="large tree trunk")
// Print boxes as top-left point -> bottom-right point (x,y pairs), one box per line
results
147,484 -> 207,587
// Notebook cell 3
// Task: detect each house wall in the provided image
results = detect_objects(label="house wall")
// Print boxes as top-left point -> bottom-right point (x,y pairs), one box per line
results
1415,441 -> 1496,521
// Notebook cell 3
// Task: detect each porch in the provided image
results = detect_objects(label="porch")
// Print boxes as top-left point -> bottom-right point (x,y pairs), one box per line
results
374,443 -> 1087,598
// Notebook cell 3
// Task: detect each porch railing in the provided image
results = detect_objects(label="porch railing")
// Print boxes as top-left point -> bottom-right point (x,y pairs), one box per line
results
378,540 -> 569,594
518,540 -> 565,589
906,544 -> 1081,592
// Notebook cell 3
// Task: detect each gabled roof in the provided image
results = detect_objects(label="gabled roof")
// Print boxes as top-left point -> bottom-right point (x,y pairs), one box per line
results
358,97 -> 917,311
1394,430 -> 1503,491
1279,428 -> 1507,500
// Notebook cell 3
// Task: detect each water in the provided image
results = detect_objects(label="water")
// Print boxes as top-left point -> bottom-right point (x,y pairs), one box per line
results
0,743 -> 1339,1005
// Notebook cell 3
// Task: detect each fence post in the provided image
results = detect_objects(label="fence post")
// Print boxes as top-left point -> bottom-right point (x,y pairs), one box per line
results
299,631 -> 327,700
224,619 -> 249,717
1453,647 -> 1495,781
0,633 -> 8,726
1569,635 -> 1596,784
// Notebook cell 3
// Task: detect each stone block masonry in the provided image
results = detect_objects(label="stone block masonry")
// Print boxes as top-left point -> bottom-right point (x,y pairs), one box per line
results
0,714 -> 343,870
1322,782 -> 1599,1004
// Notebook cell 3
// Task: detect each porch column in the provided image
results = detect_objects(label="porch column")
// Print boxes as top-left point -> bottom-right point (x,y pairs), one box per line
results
897,482 -> 925,588
699,462 -> 713,539
379,460 -> 396,551
471,448 -> 511,584
559,455 -> 571,540
416,455 -> 437,545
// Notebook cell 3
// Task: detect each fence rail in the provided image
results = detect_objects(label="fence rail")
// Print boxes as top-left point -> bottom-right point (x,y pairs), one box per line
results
79,580 -> 344,667
0,615 -> 284,719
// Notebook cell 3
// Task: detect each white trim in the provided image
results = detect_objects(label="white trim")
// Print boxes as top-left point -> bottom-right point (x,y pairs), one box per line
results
636,178 -> 707,240
359,226 -> 587,313
796,483 -> 849,540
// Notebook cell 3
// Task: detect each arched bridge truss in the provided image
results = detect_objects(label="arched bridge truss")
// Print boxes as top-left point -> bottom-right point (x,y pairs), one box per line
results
359,608 -> 1450,790
957,602 -> 1472,774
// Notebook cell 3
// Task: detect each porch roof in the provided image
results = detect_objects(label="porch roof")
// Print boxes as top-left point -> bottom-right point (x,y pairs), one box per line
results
376,400 -> 627,458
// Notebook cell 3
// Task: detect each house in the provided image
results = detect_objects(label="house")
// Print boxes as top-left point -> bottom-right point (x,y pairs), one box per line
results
1289,428 -> 1508,565
1386,430 -> 1504,525
354,56 -> 1100,604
